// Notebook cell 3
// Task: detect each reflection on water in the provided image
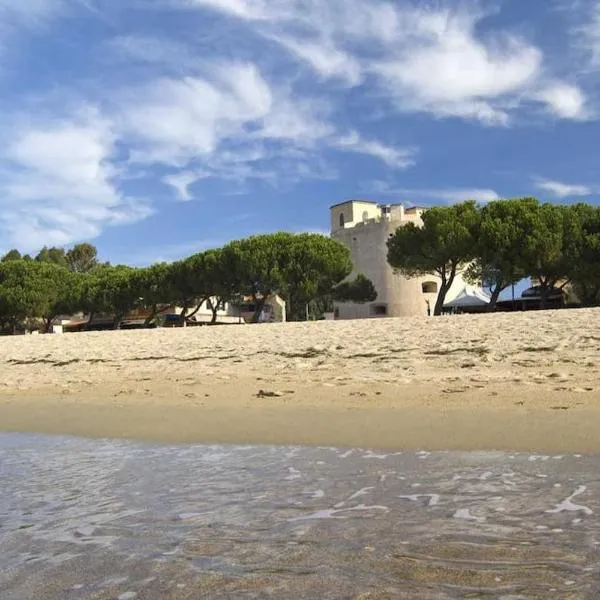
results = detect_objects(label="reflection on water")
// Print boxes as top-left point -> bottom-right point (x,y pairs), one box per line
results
0,434 -> 599,599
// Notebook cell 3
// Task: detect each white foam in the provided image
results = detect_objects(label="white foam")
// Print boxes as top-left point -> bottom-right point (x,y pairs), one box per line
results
118,593 -> 137,600
479,471 -> 493,481
177,513 -> 203,520
546,486 -> 593,516
453,508 -> 485,522
285,467 -> 301,481
362,451 -> 389,460
347,487 -> 374,502
528,455 -> 550,462
304,490 -> 325,499
288,503 -> 389,522
398,494 -> 440,507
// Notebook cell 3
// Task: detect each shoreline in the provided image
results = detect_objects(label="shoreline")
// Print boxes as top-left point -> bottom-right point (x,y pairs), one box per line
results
1,379 -> 600,453
1,310 -> 600,453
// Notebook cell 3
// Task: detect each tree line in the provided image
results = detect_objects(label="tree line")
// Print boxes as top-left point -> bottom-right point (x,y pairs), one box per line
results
387,197 -> 600,315
0,233 -> 376,333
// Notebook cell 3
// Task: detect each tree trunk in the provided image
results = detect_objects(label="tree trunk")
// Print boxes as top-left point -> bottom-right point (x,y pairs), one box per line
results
487,285 -> 502,312
433,266 -> 456,316
207,298 -> 219,324
179,304 -> 189,326
433,286 -> 447,316
539,285 -> 549,310
144,304 -> 158,326
85,311 -> 95,331
187,301 -> 204,322
44,316 -> 54,333
113,314 -> 123,329
252,294 -> 266,323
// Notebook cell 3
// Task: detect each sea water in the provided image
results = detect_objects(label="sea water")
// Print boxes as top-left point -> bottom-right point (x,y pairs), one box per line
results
0,433 -> 599,599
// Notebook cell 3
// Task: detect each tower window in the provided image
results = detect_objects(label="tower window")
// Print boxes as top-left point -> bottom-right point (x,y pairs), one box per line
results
339,213 -> 345,227
371,304 -> 387,316
422,281 -> 438,294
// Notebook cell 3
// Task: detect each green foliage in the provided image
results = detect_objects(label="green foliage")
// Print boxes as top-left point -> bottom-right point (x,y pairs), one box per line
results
35,246 -> 67,268
565,203 -> 600,306
220,232 -> 357,321
66,243 -> 99,273
282,233 -> 353,320
221,233 -> 293,322
133,262 -> 174,323
165,255 -> 208,320
1,249 -> 22,262
466,197 -> 538,308
0,261 -> 80,331
199,249 -> 239,323
332,274 -> 377,303
517,202 -> 578,306
81,265 -> 139,328
387,201 -> 479,315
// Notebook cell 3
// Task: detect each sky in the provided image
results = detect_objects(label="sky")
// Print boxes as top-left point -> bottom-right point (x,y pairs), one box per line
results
1,0 -> 600,266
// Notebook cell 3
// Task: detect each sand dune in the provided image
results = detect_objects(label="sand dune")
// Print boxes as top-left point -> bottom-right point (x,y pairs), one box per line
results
1,309 -> 599,452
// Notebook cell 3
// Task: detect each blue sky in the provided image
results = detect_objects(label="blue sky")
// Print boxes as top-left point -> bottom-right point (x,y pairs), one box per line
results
1,0 -> 599,266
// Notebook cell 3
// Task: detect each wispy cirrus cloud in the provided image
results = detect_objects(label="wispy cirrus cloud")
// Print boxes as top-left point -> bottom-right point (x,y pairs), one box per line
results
186,0 -> 590,125
533,176 -> 595,198
364,180 -> 500,204
333,131 -> 417,169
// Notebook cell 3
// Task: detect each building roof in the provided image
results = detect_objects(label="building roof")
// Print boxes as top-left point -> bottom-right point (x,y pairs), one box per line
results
329,199 -> 379,209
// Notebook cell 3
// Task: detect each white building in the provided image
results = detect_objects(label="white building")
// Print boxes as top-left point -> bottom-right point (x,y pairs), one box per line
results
330,200 -> 471,319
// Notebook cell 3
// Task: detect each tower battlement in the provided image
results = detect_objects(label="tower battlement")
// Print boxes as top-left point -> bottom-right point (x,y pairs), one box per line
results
330,199 -> 425,233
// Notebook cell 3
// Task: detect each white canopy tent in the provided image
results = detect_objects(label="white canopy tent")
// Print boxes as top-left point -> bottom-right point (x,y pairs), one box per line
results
443,285 -> 491,310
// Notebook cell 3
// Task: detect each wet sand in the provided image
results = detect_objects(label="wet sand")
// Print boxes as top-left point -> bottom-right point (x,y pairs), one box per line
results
1,309 -> 600,452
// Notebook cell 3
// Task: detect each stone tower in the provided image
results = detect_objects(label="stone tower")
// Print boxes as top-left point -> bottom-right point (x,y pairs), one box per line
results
330,200 -> 442,319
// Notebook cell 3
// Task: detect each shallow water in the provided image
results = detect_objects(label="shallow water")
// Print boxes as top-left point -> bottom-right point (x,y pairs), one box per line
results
0,434 -> 599,599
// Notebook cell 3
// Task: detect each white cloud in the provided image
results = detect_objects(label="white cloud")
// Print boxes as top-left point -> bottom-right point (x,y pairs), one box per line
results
162,170 -> 209,201
115,58 -> 402,193
533,177 -> 594,198
433,188 -> 501,204
572,0 -> 600,68
266,35 -> 363,86
333,131 -> 416,169
0,0 -> 63,22
365,181 -> 500,203
120,63 -> 274,166
0,109 -> 152,251
535,82 -> 589,119
373,7 -> 541,125
187,0 -> 589,124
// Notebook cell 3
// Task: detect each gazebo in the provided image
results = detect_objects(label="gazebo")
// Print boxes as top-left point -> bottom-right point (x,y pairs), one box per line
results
443,286 -> 491,314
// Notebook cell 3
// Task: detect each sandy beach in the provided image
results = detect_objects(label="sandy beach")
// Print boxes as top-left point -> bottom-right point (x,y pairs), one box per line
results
1,309 -> 599,452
